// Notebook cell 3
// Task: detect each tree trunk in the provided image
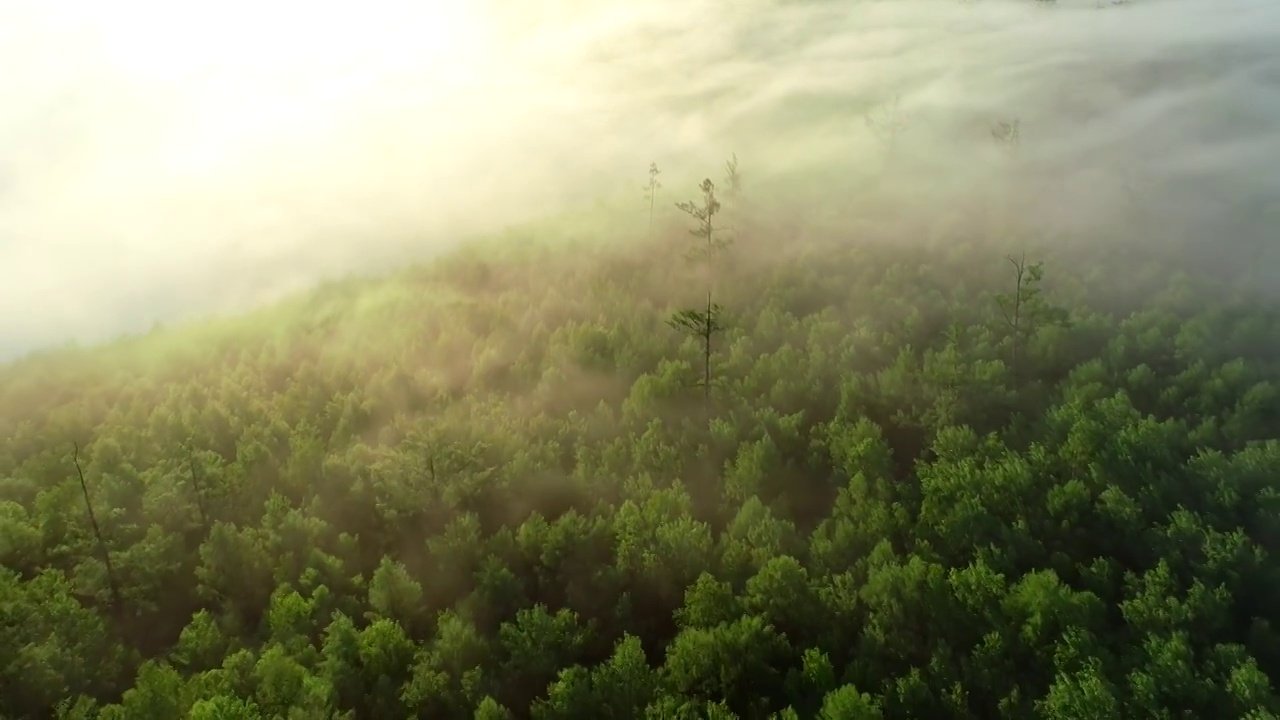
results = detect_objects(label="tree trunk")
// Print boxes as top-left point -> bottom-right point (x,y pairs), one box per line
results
703,291 -> 713,419
73,443 -> 122,614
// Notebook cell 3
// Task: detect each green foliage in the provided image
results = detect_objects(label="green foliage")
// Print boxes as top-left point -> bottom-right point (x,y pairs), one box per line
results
675,178 -> 728,262
4,193 -> 1280,719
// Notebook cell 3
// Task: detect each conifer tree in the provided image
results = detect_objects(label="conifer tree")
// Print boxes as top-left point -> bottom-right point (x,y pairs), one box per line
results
644,162 -> 662,235
676,178 -> 728,265
865,95 -> 908,169
668,292 -> 727,417
722,154 -> 745,246
670,177 -> 731,420
995,253 -> 1067,380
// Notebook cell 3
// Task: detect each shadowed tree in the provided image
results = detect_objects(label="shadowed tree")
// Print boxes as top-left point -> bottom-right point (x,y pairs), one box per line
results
865,95 -> 909,169
990,118 -> 1021,155
644,162 -> 662,236
722,154 -> 742,237
990,116 -> 1023,203
988,116 -> 1033,276
723,154 -> 741,204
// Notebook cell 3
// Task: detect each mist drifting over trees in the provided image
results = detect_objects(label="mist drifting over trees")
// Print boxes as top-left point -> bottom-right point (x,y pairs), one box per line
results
2,0 -> 1278,354
3,0 -> 1280,718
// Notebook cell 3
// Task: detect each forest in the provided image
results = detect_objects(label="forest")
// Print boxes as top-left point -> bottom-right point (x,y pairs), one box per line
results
3,150 -> 1280,719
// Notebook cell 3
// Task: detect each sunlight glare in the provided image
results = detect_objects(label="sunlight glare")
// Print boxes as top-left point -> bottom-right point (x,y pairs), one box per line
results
53,0 -> 494,182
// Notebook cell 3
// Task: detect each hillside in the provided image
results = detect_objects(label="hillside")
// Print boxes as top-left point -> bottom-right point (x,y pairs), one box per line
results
4,183 -> 1280,719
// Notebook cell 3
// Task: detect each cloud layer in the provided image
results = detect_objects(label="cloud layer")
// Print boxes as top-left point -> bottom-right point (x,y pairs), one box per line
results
2,0 -> 1278,358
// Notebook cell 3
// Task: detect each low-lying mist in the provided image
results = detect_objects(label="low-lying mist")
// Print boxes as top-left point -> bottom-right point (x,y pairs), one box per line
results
1,0 -> 1277,360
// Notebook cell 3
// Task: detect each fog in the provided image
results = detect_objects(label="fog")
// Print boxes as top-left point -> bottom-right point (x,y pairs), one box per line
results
1,0 -> 1278,359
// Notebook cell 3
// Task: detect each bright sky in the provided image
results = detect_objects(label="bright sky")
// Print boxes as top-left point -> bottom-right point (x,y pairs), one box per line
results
2,0 -> 1279,359
0,0 -> 502,355
0,0 -> 489,187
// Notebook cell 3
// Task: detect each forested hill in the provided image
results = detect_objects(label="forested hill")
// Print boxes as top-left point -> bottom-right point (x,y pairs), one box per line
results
4,178 -> 1280,719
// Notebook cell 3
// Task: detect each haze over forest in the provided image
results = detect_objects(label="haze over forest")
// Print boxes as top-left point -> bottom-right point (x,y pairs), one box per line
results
2,0 -> 1278,359
7,1 -> 1280,718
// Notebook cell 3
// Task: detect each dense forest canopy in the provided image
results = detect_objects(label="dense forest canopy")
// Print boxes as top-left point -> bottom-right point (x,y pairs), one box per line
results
5,144 -> 1280,718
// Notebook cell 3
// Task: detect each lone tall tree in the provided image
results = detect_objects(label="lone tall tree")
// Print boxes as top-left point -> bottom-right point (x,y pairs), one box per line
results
866,95 -> 909,168
671,176 -> 732,420
723,154 -> 742,207
995,254 -> 1066,380
998,253 -> 1032,377
73,442 -> 122,614
668,292 -> 727,418
644,162 -> 662,235
988,116 -> 1025,252
722,154 -> 744,244
990,118 -> 1021,156
676,178 -> 728,266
